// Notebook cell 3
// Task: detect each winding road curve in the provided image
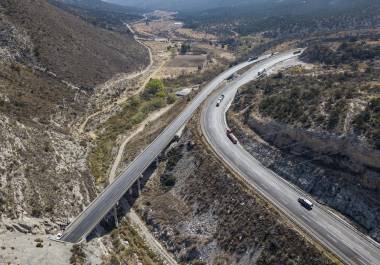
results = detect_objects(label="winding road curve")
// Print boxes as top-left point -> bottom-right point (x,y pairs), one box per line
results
61,56 -> 266,243
201,52 -> 380,265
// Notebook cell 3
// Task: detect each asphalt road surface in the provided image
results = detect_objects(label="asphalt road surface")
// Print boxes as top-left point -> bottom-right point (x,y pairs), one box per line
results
201,53 -> 380,265
61,54 -> 272,243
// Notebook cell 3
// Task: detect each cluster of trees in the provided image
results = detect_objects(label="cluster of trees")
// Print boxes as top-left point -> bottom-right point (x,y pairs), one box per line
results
235,65 -> 379,149
89,78 -> 176,183
302,41 -> 380,65
142,79 -> 176,105
180,43 -> 191,55
353,98 -> 380,149
49,0 -> 142,32
179,0 -> 380,39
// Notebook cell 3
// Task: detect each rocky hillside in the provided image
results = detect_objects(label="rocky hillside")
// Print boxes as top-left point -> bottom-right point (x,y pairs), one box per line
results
229,36 -> 380,242
128,119 -> 337,265
0,0 -> 149,232
2,0 -> 149,88
49,0 -> 143,34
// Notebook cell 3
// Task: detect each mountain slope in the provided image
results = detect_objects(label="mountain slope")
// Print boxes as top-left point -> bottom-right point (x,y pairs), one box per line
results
105,0 -> 378,12
2,0 -> 149,88
0,0 -> 149,227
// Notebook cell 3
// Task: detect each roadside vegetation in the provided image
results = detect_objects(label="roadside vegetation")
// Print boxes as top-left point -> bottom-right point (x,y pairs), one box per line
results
234,39 -> 380,149
302,40 -> 380,65
89,79 -> 177,185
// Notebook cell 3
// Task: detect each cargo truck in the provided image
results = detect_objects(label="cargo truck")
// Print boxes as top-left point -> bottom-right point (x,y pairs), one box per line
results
226,129 -> 238,144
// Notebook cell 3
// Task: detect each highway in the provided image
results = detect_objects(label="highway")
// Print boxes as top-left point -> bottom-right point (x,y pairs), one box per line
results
201,53 -> 380,265
61,55 -> 270,243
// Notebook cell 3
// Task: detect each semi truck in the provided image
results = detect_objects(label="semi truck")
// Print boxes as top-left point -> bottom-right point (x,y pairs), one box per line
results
226,129 -> 238,144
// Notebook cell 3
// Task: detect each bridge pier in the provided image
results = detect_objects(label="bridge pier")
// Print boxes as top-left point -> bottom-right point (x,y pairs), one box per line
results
113,205 -> 118,228
137,174 -> 143,195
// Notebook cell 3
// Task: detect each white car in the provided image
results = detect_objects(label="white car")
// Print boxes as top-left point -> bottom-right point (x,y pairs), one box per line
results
298,197 -> 313,210
56,233 -> 63,239
216,94 -> 225,107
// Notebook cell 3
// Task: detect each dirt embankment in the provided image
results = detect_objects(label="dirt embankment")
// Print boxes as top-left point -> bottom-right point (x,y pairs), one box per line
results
129,117 -> 337,265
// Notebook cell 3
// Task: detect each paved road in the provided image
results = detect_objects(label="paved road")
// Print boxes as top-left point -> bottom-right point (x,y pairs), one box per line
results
201,53 -> 380,265
61,56 -> 268,243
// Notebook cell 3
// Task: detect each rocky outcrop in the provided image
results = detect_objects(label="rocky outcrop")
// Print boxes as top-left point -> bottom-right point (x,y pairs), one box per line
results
0,114 -> 96,221
246,116 -> 380,188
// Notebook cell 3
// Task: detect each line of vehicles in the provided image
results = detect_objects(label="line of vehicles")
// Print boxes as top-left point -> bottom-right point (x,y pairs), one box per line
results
224,49 -> 313,211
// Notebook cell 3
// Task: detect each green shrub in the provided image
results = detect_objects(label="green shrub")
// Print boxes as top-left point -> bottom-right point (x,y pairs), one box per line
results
147,97 -> 166,111
167,93 -> 176,104
161,174 -> 176,187
143,79 -> 165,99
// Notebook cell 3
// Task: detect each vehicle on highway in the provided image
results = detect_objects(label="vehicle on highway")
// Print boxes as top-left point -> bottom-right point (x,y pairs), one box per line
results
258,68 -> 267,77
226,74 -> 235,81
56,233 -> 63,240
216,94 -> 225,107
298,197 -> 313,210
293,50 -> 302,55
248,56 -> 258,62
226,129 -> 238,144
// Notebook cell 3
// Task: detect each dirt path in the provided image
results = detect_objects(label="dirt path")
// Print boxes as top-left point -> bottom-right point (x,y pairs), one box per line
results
78,58 -> 166,135
106,103 -> 178,265
127,208 -> 178,265
77,22 -> 164,135
108,104 -> 174,182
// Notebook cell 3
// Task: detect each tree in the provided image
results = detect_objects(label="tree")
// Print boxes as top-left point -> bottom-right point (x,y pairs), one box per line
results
180,43 -> 191,54
143,79 -> 165,99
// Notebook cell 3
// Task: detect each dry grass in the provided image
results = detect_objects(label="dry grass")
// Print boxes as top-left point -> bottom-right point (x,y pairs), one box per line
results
166,55 -> 207,68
